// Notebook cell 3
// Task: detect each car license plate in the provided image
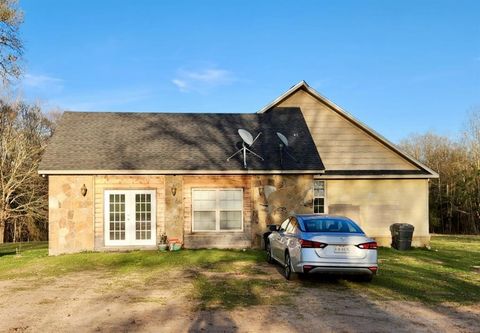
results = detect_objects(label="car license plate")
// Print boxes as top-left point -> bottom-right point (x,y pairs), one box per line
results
334,245 -> 350,253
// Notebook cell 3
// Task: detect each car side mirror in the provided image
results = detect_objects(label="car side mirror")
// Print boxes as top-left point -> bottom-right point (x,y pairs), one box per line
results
268,224 -> 279,232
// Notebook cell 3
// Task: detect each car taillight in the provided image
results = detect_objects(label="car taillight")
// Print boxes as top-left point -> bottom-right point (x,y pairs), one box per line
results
303,265 -> 314,273
356,242 -> 378,249
300,239 -> 327,248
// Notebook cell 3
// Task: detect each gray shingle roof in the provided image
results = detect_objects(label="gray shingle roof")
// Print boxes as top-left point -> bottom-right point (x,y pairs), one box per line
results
39,108 -> 324,173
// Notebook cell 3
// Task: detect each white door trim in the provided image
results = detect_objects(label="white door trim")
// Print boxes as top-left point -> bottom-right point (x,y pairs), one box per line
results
104,189 -> 157,246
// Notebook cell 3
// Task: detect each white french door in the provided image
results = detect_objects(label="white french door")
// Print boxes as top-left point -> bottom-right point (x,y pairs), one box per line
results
104,190 -> 156,246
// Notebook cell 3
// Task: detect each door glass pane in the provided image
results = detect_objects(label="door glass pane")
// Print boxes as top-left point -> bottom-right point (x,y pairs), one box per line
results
220,211 -> 242,230
109,194 -> 125,240
135,193 -> 152,240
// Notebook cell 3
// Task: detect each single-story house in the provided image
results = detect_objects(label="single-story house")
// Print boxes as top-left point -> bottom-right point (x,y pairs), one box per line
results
39,81 -> 438,255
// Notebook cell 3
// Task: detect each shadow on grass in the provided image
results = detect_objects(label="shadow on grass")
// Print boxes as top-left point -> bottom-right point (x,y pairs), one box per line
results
191,272 -> 293,310
0,242 -> 48,256
0,250 -> 16,258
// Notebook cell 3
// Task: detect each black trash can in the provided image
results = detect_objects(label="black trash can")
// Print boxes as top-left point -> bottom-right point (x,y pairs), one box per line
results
390,223 -> 414,250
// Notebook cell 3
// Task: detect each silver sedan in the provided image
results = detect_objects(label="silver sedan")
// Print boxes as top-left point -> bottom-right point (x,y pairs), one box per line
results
266,214 -> 378,281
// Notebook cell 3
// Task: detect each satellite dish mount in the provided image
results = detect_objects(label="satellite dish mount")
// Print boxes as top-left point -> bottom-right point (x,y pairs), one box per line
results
227,129 -> 264,168
277,132 -> 298,165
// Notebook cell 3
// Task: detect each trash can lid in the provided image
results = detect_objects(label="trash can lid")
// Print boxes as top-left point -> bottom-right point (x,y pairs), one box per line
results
397,223 -> 415,230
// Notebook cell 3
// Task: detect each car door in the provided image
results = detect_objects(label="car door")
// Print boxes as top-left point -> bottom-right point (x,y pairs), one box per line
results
272,218 -> 291,263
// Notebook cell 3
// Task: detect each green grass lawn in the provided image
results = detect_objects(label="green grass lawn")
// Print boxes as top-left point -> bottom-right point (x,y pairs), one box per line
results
343,235 -> 480,303
0,235 -> 479,306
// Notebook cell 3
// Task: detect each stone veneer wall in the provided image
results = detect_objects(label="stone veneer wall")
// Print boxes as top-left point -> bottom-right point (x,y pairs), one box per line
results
250,175 -> 315,247
48,175 -> 94,255
164,175 -> 184,241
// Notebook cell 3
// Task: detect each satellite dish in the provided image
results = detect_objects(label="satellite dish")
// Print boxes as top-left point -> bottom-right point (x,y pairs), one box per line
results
239,129 -> 254,145
276,132 -> 289,146
227,129 -> 264,168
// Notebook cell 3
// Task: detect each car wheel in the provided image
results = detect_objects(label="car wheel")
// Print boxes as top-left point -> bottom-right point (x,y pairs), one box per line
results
266,242 -> 274,264
284,252 -> 293,280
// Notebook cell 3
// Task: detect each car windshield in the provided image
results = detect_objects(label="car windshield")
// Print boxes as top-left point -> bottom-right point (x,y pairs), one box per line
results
302,218 -> 363,233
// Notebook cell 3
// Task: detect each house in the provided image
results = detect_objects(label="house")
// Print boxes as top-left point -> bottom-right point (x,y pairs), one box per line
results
39,81 -> 438,255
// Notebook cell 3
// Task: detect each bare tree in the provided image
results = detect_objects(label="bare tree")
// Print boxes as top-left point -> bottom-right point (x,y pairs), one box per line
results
0,0 -> 23,85
462,109 -> 480,233
400,109 -> 480,235
0,100 -> 54,243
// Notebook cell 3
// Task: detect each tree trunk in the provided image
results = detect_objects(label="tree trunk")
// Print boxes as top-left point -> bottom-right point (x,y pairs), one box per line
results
13,220 -> 17,243
0,224 -> 4,244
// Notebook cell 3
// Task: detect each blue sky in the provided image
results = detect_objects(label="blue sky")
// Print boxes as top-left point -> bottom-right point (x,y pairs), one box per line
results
16,0 -> 480,142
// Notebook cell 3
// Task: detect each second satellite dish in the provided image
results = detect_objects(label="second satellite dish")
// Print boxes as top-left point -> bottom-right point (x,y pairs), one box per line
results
276,131 -> 298,164
276,132 -> 288,146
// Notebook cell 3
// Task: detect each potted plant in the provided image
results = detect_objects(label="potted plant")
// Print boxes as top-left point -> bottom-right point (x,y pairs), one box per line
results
158,233 -> 168,251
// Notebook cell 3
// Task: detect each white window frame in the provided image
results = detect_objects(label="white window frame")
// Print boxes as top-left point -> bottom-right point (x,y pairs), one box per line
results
104,189 -> 157,246
192,188 -> 244,232
313,180 -> 327,214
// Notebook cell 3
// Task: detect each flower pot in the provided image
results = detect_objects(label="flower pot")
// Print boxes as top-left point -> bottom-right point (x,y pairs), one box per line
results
170,243 -> 182,251
158,244 -> 168,251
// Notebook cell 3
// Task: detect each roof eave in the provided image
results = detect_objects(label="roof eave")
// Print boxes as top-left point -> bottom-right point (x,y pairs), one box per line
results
38,169 -> 326,176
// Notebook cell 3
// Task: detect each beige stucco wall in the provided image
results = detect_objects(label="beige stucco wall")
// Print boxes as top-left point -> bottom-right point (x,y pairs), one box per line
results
326,179 -> 430,246
48,175 -> 95,255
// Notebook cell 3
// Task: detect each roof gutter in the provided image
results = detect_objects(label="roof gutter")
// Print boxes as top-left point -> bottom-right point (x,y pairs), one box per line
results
314,174 -> 438,179
38,169 -> 326,176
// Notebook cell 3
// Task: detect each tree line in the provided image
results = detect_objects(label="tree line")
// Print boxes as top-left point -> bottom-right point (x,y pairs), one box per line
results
399,111 -> 480,235
0,101 -> 59,242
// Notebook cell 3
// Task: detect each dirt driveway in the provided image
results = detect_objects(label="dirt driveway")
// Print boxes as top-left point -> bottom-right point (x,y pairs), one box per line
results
1,262 -> 479,333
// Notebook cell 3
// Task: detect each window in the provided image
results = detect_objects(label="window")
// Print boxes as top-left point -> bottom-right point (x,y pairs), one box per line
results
313,180 -> 326,213
192,189 -> 243,232
302,218 -> 363,233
